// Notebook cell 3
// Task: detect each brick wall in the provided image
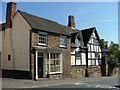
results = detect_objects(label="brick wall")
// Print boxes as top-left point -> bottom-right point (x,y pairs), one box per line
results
48,33 -> 71,78
88,66 -> 101,77
31,32 -> 38,46
30,32 -> 37,80
71,66 -> 101,78
71,66 -> 86,78
30,32 -> 71,79
47,33 -> 59,47
62,37 -> 71,78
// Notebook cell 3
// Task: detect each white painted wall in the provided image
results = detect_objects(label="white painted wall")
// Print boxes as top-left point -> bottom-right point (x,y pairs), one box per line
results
71,30 -> 102,66
71,55 -> 75,65
96,60 -> 99,65
71,48 -> 75,65
88,60 -> 91,65
2,12 -> 31,71
76,60 -> 81,65
81,53 -> 86,65
87,31 -> 102,66
12,12 -> 31,71
3,28 -> 14,69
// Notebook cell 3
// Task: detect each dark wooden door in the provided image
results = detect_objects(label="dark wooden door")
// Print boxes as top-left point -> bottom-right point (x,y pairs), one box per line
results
38,53 -> 43,78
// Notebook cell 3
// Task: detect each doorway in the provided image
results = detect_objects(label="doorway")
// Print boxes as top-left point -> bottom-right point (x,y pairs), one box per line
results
37,52 -> 43,78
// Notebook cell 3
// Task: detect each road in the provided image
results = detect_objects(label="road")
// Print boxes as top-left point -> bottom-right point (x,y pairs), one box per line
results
39,76 -> 119,89
2,75 -> 120,89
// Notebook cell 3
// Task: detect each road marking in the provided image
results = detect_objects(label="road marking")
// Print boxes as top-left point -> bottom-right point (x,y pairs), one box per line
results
86,85 -> 91,87
85,83 -> 118,89
108,86 -> 116,89
96,85 -> 101,88
74,83 -> 81,85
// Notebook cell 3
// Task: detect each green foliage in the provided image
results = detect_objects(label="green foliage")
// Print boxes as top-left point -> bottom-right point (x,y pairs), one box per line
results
100,39 -> 119,67
108,41 -> 119,66
100,39 -> 108,49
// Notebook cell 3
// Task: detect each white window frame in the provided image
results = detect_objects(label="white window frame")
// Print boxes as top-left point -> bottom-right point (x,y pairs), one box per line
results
48,53 -> 62,74
60,35 -> 66,47
38,31 -> 47,46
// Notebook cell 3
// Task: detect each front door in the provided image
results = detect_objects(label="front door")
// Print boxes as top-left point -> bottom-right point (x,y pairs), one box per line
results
38,52 -> 43,78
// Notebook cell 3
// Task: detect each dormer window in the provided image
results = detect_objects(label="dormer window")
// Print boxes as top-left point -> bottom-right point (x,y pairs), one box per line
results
60,35 -> 66,47
38,32 -> 47,46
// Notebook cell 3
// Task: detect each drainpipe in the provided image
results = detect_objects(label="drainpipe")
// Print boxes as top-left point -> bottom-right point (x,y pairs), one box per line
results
9,28 -> 15,70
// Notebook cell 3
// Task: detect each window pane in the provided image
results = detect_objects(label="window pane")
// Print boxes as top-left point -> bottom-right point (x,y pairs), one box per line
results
8,55 -> 11,61
53,53 -> 55,59
55,60 -> 60,65
50,65 -> 60,72
48,53 -> 61,73
50,60 -> 54,65
91,60 -> 96,65
39,33 -> 47,44
50,53 -> 53,59
56,53 -> 59,59
60,36 -> 66,47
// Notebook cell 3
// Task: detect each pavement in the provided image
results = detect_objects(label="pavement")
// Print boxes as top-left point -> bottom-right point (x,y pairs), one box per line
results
2,75 -> 119,89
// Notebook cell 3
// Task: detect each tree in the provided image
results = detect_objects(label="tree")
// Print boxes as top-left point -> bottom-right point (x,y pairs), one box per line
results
118,50 -> 120,63
108,41 -> 119,65
100,39 -> 108,76
107,41 -> 119,76
100,39 -> 108,50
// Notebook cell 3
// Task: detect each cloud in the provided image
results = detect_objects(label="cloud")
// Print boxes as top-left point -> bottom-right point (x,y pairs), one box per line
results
82,19 -> 114,25
91,19 -> 114,23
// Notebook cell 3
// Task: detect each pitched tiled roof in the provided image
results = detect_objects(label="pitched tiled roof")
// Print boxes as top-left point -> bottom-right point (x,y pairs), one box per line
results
71,27 -> 100,48
81,27 -> 100,47
70,29 -> 85,48
18,10 -> 70,36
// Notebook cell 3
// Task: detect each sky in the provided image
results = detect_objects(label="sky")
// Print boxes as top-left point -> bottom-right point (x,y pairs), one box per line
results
1,2 -> 118,45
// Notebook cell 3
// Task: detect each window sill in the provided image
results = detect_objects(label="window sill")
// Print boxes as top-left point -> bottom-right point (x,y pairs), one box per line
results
37,43 -> 47,46
49,72 -> 62,75
60,45 -> 66,49
60,45 -> 66,47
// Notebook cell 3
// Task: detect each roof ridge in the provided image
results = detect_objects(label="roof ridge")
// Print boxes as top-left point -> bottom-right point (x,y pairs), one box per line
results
17,10 -> 70,36
81,27 -> 96,31
18,10 -> 65,26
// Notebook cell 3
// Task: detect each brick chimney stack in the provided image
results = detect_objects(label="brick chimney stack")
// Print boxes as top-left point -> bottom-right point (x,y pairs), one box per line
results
68,15 -> 75,28
6,2 -> 16,29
